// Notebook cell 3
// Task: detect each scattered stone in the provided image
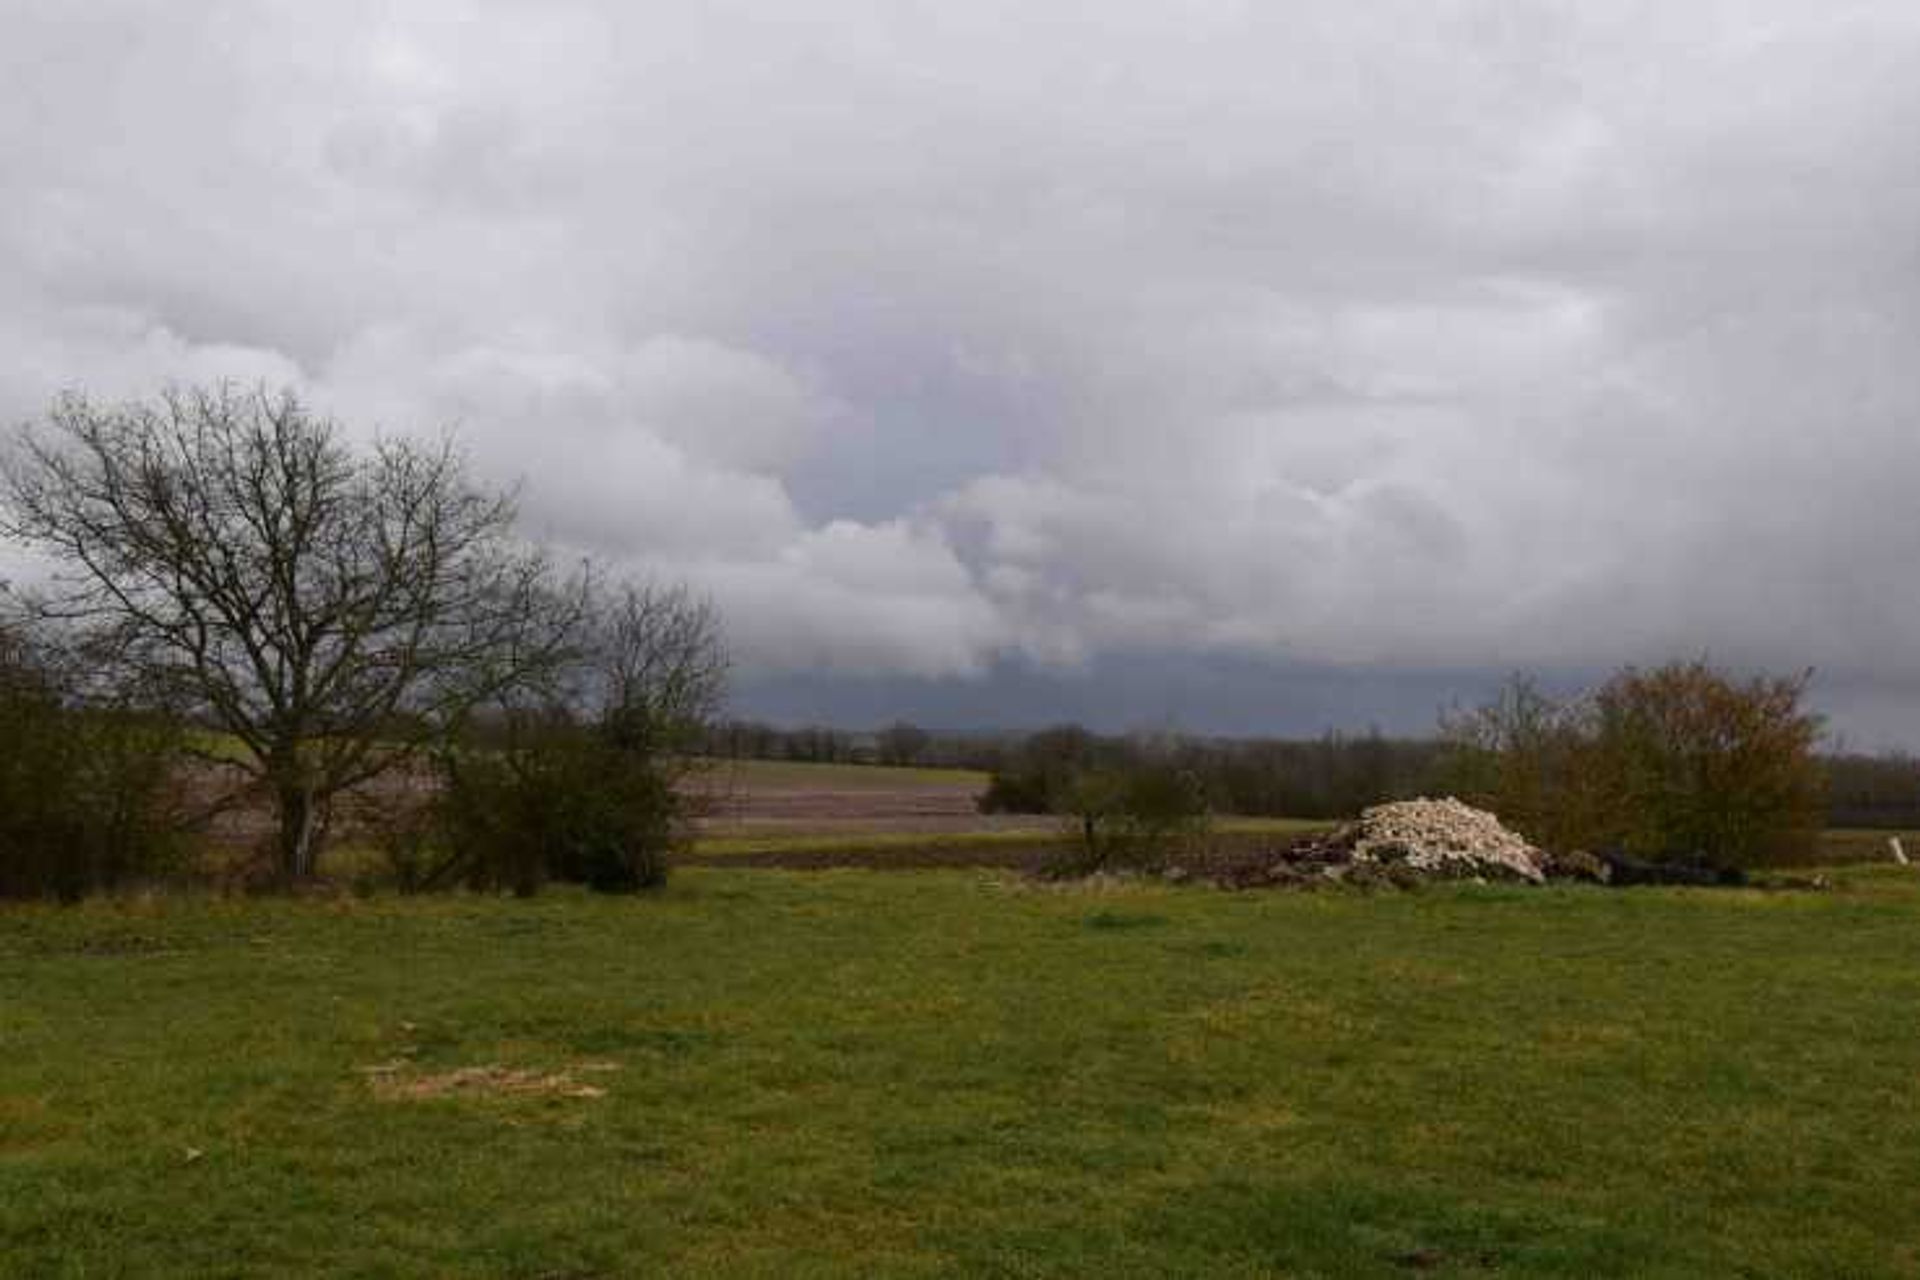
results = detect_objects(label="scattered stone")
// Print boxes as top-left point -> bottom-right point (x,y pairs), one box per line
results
1597,851 -> 1745,887
1540,849 -> 1612,884
1756,872 -> 1832,892
1206,851 -> 1336,892
1336,861 -> 1413,892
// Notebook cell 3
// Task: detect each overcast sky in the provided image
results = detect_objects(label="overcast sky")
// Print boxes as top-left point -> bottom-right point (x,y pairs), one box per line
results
6,2 -> 1920,743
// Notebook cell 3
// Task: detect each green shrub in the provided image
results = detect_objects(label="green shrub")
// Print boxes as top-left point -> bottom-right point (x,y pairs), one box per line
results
0,629 -> 186,900
370,576 -> 721,896
415,670 -> 694,897
427,720 -> 680,896
1052,760 -> 1211,875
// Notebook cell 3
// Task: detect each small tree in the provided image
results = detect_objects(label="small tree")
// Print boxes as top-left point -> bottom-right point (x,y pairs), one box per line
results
1437,673 -> 1599,851
2,384 -> 570,883
592,581 -> 728,767
1055,759 -> 1211,874
423,578 -> 728,895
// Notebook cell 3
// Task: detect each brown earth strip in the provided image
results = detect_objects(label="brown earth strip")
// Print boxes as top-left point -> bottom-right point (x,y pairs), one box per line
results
679,830 -> 1309,871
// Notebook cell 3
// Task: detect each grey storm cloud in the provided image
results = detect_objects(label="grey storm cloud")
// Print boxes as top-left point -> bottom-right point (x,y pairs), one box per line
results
7,1 -> 1920,738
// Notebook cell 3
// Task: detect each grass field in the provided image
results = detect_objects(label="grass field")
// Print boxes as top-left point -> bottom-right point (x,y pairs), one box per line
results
7,867 -> 1920,1277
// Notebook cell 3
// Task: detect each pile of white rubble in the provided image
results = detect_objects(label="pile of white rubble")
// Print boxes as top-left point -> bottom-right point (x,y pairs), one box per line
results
1346,797 -> 1545,884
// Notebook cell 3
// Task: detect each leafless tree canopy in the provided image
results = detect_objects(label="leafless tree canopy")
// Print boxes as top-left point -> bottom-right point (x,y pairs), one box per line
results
591,581 -> 728,764
2,383 -> 574,880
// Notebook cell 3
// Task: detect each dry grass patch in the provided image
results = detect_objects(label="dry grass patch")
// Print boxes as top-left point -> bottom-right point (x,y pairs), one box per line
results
358,1061 -> 619,1102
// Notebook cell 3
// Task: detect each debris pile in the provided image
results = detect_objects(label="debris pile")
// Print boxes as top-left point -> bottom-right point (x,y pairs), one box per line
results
1536,848 -> 1612,884
1199,797 -> 1546,890
1176,802 -> 1828,893
1346,797 -> 1545,884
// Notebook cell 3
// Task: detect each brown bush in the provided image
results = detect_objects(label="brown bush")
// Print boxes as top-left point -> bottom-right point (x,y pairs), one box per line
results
1441,662 -> 1825,870
1587,662 -> 1824,867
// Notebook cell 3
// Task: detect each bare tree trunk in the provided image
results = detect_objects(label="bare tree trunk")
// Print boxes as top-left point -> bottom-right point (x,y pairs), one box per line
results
275,781 -> 326,882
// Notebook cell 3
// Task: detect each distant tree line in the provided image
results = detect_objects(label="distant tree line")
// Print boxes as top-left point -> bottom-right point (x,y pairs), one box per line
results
699,717 -> 1449,818
1824,752 -> 1920,829
972,663 -> 1836,870
704,711 -> 1920,838
701,719 -> 999,769
973,724 -> 1441,821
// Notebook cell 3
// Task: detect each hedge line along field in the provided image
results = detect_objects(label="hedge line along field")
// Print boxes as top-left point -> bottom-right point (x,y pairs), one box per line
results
6,868 -> 1920,1277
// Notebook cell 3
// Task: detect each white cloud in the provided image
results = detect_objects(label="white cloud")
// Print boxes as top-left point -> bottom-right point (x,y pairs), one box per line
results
694,520 -> 1008,678
7,1 -> 1920,733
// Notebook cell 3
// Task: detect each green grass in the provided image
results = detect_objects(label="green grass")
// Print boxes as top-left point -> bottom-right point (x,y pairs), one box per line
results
181,726 -> 257,765
7,869 -> 1920,1276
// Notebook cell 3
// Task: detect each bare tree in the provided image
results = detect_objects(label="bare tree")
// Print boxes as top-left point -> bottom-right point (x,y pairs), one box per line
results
1436,673 -> 1595,849
590,580 -> 728,764
2,384 -> 574,882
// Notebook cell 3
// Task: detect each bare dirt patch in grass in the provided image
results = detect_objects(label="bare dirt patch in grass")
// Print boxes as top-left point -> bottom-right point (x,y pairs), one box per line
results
359,1061 -> 619,1102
